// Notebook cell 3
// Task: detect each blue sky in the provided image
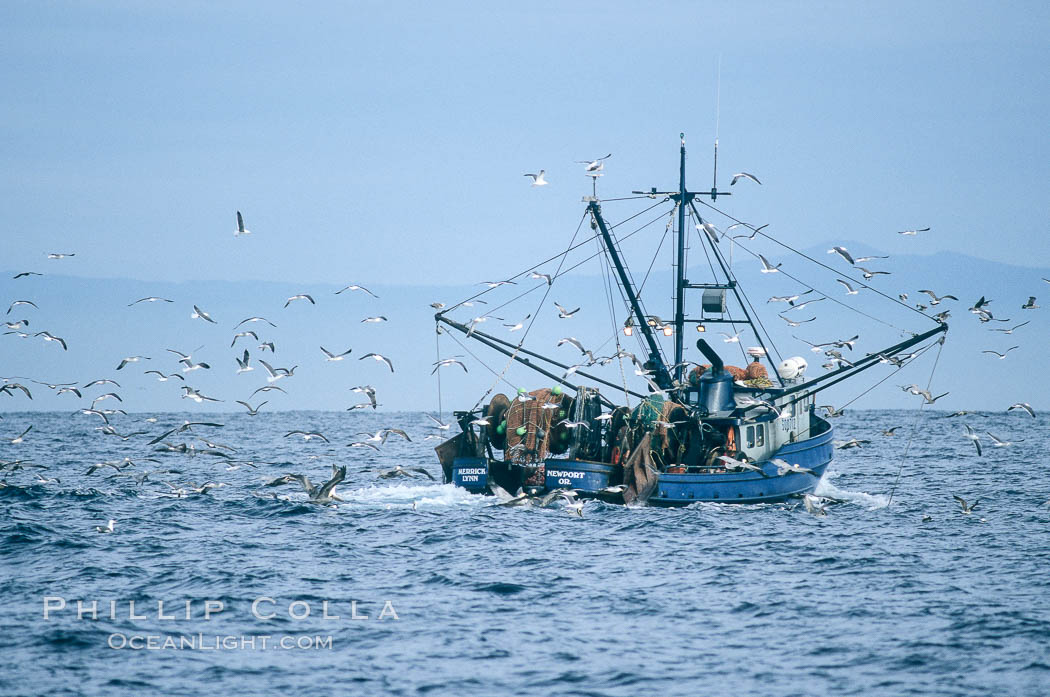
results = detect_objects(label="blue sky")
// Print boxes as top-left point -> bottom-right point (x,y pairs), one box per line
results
3,1 -> 1047,284
1,2 -> 1048,413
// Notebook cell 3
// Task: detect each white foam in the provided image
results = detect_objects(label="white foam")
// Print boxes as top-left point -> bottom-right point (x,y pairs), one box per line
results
342,483 -> 483,508
814,473 -> 889,509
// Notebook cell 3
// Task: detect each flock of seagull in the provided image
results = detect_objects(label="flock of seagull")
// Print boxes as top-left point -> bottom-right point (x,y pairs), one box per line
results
4,166 -> 1049,524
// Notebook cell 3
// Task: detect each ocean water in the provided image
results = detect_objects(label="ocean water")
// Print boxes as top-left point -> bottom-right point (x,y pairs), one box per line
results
1,408 -> 1048,697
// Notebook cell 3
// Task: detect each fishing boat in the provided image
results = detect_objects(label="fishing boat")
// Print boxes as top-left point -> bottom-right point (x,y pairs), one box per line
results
433,135 -> 947,506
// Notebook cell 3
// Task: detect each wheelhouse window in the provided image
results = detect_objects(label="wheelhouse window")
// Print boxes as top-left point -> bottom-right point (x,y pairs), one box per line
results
745,425 -> 755,448
756,424 -> 765,447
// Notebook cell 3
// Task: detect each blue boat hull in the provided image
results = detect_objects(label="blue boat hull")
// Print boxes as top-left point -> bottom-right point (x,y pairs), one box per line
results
450,427 -> 834,506
651,427 -> 835,506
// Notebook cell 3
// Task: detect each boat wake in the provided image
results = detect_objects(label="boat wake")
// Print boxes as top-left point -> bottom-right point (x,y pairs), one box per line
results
343,482 -> 482,508
815,471 -> 889,509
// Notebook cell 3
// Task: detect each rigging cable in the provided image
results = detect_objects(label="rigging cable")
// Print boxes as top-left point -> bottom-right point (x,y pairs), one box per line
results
692,197 -> 936,327
887,336 -> 945,506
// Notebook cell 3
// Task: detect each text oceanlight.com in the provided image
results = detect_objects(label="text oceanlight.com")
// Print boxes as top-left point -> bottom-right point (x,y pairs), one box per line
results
107,633 -> 333,651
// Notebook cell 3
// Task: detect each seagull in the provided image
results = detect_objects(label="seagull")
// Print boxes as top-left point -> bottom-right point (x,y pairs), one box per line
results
803,494 -> 828,516
818,405 -> 845,418
7,425 -> 32,444
115,355 -> 150,370
730,172 -> 761,186
320,346 -> 352,361
335,284 -> 377,297
529,271 -> 553,285
350,385 -> 378,408
1022,296 -> 1039,309
828,247 -> 855,264
481,279 -> 516,288
719,330 -> 742,343
503,314 -> 531,331
986,432 -> 1022,447
698,222 -> 721,245
47,252 -> 75,259
1007,402 -> 1035,417
469,416 -> 492,427
952,494 -> 979,514
181,386 -> 221,403
3,320 -> 29,330
758,255 -> 781,273
258,359 -> 295,382
963,425 -> 983,456
881,426 -> 901,436
266,465 -> 346,504
379,464 -> 434,480
258,341 -> 275,352
361,316 -> 388,323
561,420 -> 590,431
235,349 -> 253,373
858,267 -> 890,279
718,454 -> 764,473
347,440 -> 381,451
13,271 -> 43,279
231,330 -> 258,347
430,302 -> 446,310
179,357 -> 211,372
524,170 -> 548,186
144,371 -> 183,382
83,378 -> 120,389
854,255 -> 890,263
94,519 -> 116,533
557,337 -> 590,355
728,222 -> 769,240
234,211 -> 250,236
554,302 -> 580,319
576,154 -> 612,172
250,385 -> 286,398
771,458 -> 815,476
284,294 -> 315,307
426,413 -> 450,430
836,438 -> 871,449
990,321 -> 1029,334
982,346 -> 1019,359
897,227 -> 929,236
235,400 -> 267,415
360,353 -> 394,372
836,279 -> 859,295
234,316 -> 277,329
6,300 -> 38,314
431,358 -> 467,374
128,296 -> 174,306
285,430 -> 330,443
35,331 -> 67,350
918,290 -> 958,305
55,386 -> 82,397
191,305 -> 217,323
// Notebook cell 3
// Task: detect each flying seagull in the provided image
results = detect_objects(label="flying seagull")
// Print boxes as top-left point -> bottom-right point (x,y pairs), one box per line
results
284,294 -> 315,307
128,297 -> 173,306
1021,296 -> 1038,309
827,247 -> 855,264
758,255 -> 781,273
360,353 -> 394,372
730,172 -> 761,186
320,346 -> 353,361
836,279 -> 859,295
1007,402 -> 1035,417
554,302 -> 580,319
191,305 -> 217,324
234,211 -> 250,236
524,170 -> 548,186
952,494 -> 979,514
335,284 -> 377,297
576,153 -> 611,172
235,400 -> 267,415
897,227 -> 929,236
6,300 -> 38,314
982,346 -> 1019,360
962,425 -> 982,456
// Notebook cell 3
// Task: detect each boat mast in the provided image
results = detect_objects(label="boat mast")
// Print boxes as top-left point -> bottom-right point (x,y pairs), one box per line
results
673,134 -> 687,383
588,201 -> 673,390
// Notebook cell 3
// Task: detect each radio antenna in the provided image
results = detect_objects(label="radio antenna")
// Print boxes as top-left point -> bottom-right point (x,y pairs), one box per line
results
713,54 -> 721,192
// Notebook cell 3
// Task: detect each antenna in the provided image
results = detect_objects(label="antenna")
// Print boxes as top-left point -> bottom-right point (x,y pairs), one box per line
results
713,54 -> 721,193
